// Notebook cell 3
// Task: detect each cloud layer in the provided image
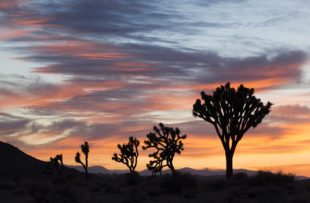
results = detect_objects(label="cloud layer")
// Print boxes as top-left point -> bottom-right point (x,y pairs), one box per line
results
0,0 -> 310,174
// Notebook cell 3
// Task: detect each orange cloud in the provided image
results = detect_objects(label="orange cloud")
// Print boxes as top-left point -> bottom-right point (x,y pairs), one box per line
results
0,79 -> 124,110
172,78 -> 298,94
78,53 -> 127,60
0,29 -> 30,41
12,18 -> 51,26
0,0 -> 25,9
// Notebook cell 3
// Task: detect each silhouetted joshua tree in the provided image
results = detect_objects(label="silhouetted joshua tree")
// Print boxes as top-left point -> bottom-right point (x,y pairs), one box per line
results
46,154 -> 64,176
143,123 -> 187,176
112,136 -> 140,174
192,82 -> 272,179
75,141 -> 89,179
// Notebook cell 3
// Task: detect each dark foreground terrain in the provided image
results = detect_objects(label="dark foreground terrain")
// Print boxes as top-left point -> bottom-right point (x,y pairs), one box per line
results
1,171 -> 310,203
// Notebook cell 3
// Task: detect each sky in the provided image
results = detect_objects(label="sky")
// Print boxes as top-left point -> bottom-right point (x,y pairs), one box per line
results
0,0 -> 310,176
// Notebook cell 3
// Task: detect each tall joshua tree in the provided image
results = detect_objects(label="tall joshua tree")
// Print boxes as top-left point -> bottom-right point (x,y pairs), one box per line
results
112,136 -> 140,174
143,123 -> 187,176
75,141 -> 89,179
193,82 -> 272,179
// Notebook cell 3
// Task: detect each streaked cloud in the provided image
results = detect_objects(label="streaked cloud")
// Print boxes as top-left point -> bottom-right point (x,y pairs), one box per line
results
0,0 -> 309,176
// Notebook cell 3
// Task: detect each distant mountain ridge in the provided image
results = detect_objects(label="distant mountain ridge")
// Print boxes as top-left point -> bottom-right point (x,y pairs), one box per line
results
70,165 -> 308,180
69,165 -> 309,180
69,165 -> 128,175
69,165 -> 257,177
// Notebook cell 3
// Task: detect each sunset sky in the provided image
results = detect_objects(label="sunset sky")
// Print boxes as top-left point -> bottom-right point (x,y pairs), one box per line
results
0,0 -> 310,176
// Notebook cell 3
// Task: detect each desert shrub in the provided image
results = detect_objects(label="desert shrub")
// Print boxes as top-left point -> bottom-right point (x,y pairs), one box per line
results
13,188 -> 25,196
28,184 -> 51,203
147,189 -> 160,197
225,172 -> 250,187
183,191 -> 196,199
159,175 -> 182,193
177,172 -> 197,189
104,181 -> 122,194
292,198 -> 309,203
0,181 -> 14,190
233,172 -> 249,180
285,184 -> 296,194
90,185 -> 101,193
202,177 -> 227,191
125,172 -> 141,186
123,187 -> 146,203
55,184 -> 76,198
246,191 -> 256,199
249,171 -> 295,186
122,191 -> 144,203
52,176 -> 66,185
158,173 -> 197,194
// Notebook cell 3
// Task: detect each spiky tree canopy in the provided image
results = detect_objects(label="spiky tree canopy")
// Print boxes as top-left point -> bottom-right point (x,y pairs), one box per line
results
75,152 -> 83,165
143,123 -> 187,176
81,142 -> 89,156
112,136 -> 140,173
193,83 -> 272,145
192,82 -> 272,178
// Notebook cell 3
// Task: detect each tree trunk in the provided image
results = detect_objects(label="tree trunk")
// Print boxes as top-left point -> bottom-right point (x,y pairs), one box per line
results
225,151 -> 233,179
130,167 -> 134,174
85,167 -> 89,180
85,155 -> 89,180
168,161 -> 176,176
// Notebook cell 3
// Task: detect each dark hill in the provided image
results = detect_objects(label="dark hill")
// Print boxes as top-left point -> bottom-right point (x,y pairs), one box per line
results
0,141 -> 78,179
0,141 -> 47,178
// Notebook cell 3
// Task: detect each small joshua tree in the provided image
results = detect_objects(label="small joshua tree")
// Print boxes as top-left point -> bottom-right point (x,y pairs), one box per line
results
143,123 -> 187,176
193,82 -> 272,179
46,154 -> 64,176
112,136 -> 140,174
75,141 -> 89,179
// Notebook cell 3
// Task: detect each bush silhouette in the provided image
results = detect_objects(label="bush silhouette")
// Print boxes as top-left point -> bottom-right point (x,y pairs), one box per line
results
193,82 -> 272,179
159,173 -> 197,194
75,141 -> 89,179
249,171 -> 295,186
143,123 -> 187,176
112,136 -> 140,174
